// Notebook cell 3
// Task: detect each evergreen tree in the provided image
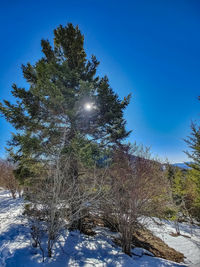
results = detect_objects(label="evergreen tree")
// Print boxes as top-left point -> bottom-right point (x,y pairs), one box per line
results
166,163 -> 176,188
172,167 -> 186,206
0,23 -> 131,183
184,96 -> 200,220
185,122 -> 200,172
185,168 -> 200,221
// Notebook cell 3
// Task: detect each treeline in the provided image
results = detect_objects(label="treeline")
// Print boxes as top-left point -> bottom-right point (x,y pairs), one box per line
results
0,23 -> 199,260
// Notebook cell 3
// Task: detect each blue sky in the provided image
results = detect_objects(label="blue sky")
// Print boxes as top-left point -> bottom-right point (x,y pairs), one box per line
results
0,0 -> 199,163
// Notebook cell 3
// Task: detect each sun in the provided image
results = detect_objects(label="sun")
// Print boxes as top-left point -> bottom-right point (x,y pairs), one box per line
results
84,103 -> 93,111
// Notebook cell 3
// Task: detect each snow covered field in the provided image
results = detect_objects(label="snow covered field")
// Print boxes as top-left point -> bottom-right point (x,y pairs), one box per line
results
0,189 -> 199,267
147,218 -> 200,267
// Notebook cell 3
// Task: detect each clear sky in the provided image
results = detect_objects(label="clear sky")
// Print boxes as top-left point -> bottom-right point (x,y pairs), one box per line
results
0,0 -> 199,163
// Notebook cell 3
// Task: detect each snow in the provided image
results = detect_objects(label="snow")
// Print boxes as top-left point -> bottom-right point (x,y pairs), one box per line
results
146,218 -> 200,267
0,190 -> 30,266
0,188 -> 198,266
131,247 -> 154,257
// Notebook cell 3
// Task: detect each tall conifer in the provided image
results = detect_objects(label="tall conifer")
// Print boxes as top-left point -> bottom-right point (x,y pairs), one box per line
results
0,23 -> 131,183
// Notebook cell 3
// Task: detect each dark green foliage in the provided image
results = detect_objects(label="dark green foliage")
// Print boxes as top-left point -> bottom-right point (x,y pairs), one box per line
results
0,23 -> 131,183
185,169 -> 200,221
172,168 -> 186,206
184,97 -> 200,220
185,122 -> 200,172
166,164 -> 176,188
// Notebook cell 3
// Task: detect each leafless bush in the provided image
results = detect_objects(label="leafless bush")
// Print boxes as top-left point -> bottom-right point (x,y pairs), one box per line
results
0,159 -> 21,198
101,144 -> 168,256
26,150 -> 105,259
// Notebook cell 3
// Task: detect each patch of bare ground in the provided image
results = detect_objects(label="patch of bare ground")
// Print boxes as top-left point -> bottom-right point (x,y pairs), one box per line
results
131,229 -> 184,263
80,215 -> 185,263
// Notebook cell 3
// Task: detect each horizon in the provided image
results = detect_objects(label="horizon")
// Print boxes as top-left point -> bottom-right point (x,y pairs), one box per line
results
0,0 -> 199,163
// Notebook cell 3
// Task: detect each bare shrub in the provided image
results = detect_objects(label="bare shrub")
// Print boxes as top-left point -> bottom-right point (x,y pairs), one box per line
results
102,144 -> 168,256
25,151 -> 105,259
0,159 -> 20,198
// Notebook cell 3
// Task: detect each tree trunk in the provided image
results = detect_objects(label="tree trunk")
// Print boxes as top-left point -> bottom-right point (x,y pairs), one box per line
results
122,239 -> 132,256
121,231 -> 132,256
174,220 -> 180,235
47,240 -> 52,257
10,189 -> 16,199
69,154 -> 83,231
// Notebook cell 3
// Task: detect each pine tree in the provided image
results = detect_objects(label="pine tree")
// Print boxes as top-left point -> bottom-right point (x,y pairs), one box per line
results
185,123 -> 200,172
166,163 -> 176,188
0,23 -> 131,183
185,169 -> 200,221
184,96 -> 200,220
172,167 -> 186,206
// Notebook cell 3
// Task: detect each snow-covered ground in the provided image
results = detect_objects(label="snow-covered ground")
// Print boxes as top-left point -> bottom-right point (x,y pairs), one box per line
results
146,218 -> 200,267
0,189 -> 199,267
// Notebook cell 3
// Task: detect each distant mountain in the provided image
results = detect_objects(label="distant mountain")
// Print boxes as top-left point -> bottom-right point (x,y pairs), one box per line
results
172,162 -> 191,169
